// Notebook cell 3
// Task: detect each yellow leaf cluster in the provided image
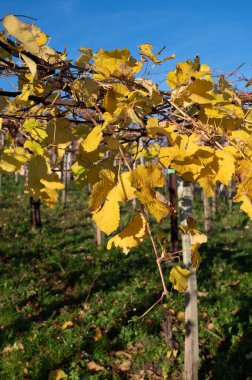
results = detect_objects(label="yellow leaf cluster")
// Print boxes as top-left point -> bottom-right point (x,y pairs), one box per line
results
130,164 -> 170,222
27,156 -> 64,208
3,15 -> 62,64
167,59 -> 210,90
160,133 -> 236,196
93,48 -> 142,80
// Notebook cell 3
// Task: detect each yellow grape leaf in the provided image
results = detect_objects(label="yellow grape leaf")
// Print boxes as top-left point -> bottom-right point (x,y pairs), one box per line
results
40,187 -> 59,208
27,156 -> 63,208
135,77 -> 158,96
186,78 -> 214,104
131,163 -> 165,189
233,192 -> 252,219
40,178 -> 65,190
93,196 -> 120,235
29,24 -> 47,46
191,243 -> 202,270
107,213 -> 147,254
76,47 -> 92,66
38,45 -> 64,64
131,164 -> 169,221
89,169 -> 115,212
204,106 -> 227,119
180,216 -> 207,245
196,157 -> 219,197
169,266 -> 191,292
136,188 -> 170,222
236,160 -> 252,197
3,16 -> 59,63
146,118 -> 171,138
217,104 -> 244,119
72,78 -> 99,107
23,119 -> 47,142
61,321 -> 73,330
82,125 -> 103,153
3,14 -> 40,55
71,161 -> 89,188
93,48 -> 142,80
103,82 -> 130,113
48,369 -> 68,380
167,59 -> 210,89
21,54 -> 37,78
46,118 -> 72,146
144,142 -> 160,158
90,170 -> 135,235
34,31 -> 47,46
127,107 -> 144,126
159,146 -> 179,168
215,148 -> 235,185
24,140 -> 44,155
167,62 -> 193,89
27,155 -> 48,190
204,104 -> 244,119
112,171 -> 136,202
139,43 -> 175,64
159,133 -> 206,170
0,147 -> 29,173
72,160 -> 114,188
139,43 -> 156,59
71,146 -> 105,188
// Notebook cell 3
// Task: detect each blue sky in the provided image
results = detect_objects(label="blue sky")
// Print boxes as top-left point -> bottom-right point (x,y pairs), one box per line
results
0,0 -> 251,87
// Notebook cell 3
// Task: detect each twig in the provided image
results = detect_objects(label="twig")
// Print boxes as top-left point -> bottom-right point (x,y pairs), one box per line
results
227,63 -> 245,78
145,215 -> 169,296
139,292 -> 165,318
84,273 -> 99,304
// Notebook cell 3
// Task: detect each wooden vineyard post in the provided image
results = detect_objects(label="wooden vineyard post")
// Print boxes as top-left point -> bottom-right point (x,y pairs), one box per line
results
88,184 -> 105,247
167,169 -> 179,254
30,196 -> 42,231
95,225 -> 105,247
61,148 -> 72,206
0,132 -> 4,193
227,180 -> 233,213
203,190 -> 213,232
177,178 -> 199,380
212,185 -> 218,216
132,161 -> 137,209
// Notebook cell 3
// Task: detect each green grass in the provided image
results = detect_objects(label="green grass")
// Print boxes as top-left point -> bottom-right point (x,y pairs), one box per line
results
0,176 -> 251,380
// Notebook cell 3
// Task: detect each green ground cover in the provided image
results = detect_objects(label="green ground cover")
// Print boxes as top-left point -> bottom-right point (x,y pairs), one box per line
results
0,176 -> 251,380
